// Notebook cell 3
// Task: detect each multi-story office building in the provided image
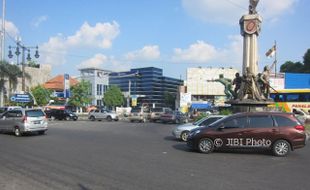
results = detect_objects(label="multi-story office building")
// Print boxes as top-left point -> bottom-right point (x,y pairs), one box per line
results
79,67 -> 110,106
109,67 -> 183,109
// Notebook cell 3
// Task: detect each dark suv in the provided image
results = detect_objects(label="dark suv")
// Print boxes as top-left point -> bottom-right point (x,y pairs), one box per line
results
187,112 -> 306,157
45,109 -> 78,121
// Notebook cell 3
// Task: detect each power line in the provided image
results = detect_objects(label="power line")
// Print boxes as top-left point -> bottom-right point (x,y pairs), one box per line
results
223,0 -> 248,11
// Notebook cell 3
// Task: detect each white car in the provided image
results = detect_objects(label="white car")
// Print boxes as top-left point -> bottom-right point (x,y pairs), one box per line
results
293,108 -> 310,124
172,115 -> 225,141
88,109 -> 119,121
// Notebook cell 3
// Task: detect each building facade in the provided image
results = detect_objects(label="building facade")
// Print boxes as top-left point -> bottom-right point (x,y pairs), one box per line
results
186,67 -> 239,107
109,67 -> 183,109
79,68 -> 110,106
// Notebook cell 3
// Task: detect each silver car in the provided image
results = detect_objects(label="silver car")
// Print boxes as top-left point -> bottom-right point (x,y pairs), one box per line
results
0,108 -> 48,136
88,109 -> 119,121
172,115 -> 225,141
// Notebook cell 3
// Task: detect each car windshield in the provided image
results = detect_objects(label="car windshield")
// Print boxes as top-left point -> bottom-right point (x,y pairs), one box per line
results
65,110 -> 74,114
26,110 -> 45,117
193,117 -> 207,125
152,108 -> 162,112
131,108 -> 141,113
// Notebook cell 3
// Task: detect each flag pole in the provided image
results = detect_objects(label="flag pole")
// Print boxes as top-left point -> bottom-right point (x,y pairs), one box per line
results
274,40 -> 277,78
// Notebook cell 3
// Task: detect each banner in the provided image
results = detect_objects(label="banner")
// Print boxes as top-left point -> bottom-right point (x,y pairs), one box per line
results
64,74 -> 70,98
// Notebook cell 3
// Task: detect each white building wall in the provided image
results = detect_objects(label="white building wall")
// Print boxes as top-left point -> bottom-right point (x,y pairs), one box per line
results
79,68 -> 110,106
187,67 -> 239,96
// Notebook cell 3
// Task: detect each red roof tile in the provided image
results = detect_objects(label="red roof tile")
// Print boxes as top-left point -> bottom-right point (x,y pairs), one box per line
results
43,75 -> 78,91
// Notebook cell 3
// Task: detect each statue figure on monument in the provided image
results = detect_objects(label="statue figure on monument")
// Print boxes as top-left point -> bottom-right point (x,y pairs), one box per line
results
214,74 -> 234,100
249,0 -> 259,14
232,72 -> 242,97
238,67 -> 262,101
259,65 -> 271,98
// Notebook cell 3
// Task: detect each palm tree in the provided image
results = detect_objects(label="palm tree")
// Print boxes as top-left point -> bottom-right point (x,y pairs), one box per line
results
0,61 -> 29,103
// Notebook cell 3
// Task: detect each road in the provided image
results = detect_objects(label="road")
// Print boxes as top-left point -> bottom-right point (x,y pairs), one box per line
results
0,120 -> 309,190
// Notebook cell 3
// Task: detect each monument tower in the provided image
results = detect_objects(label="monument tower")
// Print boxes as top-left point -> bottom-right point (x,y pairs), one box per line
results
228,0 -> 274,112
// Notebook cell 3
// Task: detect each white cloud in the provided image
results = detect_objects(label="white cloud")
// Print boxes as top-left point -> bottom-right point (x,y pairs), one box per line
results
77,53 -> 130,72
171,36 -> 243,69
40,21 -> 120,66
67,21 -> 120,49
125,45 -> 160,61
172,41 -> 218,63
0,19 -> 19,37
77,53 -> 108,69
182,0 -> 298,25
32,15 -> 48,28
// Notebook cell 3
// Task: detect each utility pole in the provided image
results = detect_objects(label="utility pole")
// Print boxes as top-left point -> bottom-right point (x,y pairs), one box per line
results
1,0 -> 5,61
0,0 -> 5,107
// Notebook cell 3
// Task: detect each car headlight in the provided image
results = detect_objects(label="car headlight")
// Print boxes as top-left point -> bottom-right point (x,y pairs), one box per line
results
189,129 -> 201,137
70,114 -> 73,116
194,129 -> 201,135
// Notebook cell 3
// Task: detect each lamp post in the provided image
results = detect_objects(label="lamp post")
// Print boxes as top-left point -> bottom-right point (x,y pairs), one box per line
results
8,41 -> 39,92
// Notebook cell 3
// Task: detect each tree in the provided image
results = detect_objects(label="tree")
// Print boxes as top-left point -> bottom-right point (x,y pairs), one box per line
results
31,85 -> 52,106
68,80 -> 92,108
303,49 -> 310,72
164,92 -> 176,109
103,85 -> 124,109
280,49 -> 310,73
280,61 -> 304,73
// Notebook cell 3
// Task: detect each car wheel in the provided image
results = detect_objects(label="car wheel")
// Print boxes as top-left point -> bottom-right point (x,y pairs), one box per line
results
38,131 -> 45,135
14,127 -> 22,137
272,140 -> 291,157
180,131 -> 189,142
130,120 -> 134,122
90,116 -> 95,121
106,116 -> 112,122
198,138 -> 214,154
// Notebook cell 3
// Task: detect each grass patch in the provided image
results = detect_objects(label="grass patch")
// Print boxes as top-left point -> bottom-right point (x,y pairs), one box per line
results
305,124 -> 310,131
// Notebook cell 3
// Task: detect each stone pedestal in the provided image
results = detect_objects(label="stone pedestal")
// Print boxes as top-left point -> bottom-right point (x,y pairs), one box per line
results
227,99 -> 277,113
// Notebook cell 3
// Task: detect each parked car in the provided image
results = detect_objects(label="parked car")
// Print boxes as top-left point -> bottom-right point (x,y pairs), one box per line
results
0,108 -> 48,136
160,111 -> 188,124
128,107 -> 151,123
187,112 -> 306,157
150,107 -> 172,122
45,109 -> 78,121
293,108 -> 310,124
0,106 -> 22,114
172,115 -> 225,141
88,109 -> 119,121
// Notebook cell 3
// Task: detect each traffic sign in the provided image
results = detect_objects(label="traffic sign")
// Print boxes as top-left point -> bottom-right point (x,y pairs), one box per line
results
10,94 -> 31,103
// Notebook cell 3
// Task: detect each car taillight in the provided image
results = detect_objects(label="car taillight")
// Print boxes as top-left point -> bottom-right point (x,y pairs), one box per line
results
294,125 -> 305,131
22,116 -> 27,123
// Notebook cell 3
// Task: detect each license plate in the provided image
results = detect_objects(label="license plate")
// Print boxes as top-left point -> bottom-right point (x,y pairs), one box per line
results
33,121 -> 41,124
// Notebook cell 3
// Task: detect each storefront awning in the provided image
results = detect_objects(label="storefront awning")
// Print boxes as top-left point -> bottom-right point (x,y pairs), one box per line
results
191,103 -> 211,109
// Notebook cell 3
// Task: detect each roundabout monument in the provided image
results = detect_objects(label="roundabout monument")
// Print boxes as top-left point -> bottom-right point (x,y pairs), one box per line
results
227,0 -> 275,112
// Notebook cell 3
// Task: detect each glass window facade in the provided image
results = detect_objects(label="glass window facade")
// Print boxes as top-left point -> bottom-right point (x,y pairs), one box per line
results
109,67 -> 183,108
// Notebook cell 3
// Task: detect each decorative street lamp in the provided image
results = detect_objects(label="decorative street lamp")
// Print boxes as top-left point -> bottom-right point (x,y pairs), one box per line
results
8,41 -> 40,92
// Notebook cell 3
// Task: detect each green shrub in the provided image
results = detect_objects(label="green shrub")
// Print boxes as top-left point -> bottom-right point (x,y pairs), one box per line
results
194,112 -> 207,122
220,109 -> 232,115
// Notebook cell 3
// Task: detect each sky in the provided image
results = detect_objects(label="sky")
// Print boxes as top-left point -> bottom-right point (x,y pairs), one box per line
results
2,0 -> 310,79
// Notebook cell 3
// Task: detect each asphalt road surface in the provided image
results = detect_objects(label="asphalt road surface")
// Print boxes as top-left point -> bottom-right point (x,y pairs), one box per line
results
0,120 -> 309,190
